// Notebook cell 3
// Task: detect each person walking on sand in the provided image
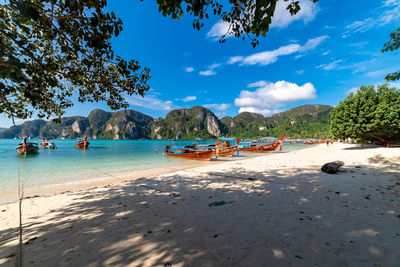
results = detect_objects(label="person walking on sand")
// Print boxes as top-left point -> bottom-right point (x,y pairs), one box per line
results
326,140 -> 329,146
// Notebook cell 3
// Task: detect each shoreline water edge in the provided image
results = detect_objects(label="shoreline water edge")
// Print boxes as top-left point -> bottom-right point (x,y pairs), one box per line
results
0,139 -> 306,205
1,143 -> 399,266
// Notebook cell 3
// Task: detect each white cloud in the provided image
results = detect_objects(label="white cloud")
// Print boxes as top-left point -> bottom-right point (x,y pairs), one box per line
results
207,0 -> 318,40
322,51 -> 330,56
238,107 -> 281,117
316,59 -> 343,71
270,0 -> 318,29
296,69 -> 305,75
235,81 -> 317,116
184,67 -> 195,72
199,70 -> 216,76
228,35 -> 328,66
349,41 -> 369,48
344,1 -> 400,35
242,44 -> 301,66
207,21 -> 232,40
348,87 -> 359,95
247,80 -> 268,88
300,36 -> 329,52
323,25 -> 336,30
199,63 -> 221,76
227,56 -> 244,65
203,103 -> 231,111
182,96 -> 197,102
126,95 -> 174,111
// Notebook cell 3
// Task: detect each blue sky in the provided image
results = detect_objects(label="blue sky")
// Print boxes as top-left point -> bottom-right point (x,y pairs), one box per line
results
1,0 -> 400,127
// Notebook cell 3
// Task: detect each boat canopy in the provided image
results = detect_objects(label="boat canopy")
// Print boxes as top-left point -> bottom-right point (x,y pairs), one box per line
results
218,137 -> 237,141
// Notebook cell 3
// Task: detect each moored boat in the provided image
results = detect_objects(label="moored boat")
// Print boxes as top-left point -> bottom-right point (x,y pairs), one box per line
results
238,133 -> 285,152
40,138 -> 56,149
164,140 -> 221,160
75,136 -> 90,149
16,138 -> 39,155
215,137 -> 241,156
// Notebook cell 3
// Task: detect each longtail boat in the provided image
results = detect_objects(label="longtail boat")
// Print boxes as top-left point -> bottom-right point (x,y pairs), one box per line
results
40,138 -> 56,149
75,136 -> 90,149
238,133 -> 285,152
216,137 -> 241,156
16,139 -> 39,155
196,138 -> 240,157
164,140 -> 221,161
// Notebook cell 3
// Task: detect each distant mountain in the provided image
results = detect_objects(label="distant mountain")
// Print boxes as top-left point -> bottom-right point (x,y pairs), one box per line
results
0,104 -> 333,139
265,104 -> 333,138
150,106 -> 226,139
0,109 -> 153,139
0,127 -> 6,133
0,120 -> 46,139
221,104 -> 333,139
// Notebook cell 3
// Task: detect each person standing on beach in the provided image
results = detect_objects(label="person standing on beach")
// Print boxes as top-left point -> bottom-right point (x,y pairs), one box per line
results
326,140 -> 329,146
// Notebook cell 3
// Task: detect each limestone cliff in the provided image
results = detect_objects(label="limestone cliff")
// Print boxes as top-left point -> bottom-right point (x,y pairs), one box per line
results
150,106 -> 226,140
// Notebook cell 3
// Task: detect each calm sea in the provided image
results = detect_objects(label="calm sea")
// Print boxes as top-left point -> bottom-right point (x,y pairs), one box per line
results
0,139 -> 306,202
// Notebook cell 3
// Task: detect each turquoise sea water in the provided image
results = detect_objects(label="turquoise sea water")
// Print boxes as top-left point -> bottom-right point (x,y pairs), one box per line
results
0,139 -> 306,201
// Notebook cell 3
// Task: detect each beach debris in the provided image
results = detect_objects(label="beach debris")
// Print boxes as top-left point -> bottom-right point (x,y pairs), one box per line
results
208,200 -> 233,207
294,254 -> 303,259
25,236 -> 37,245
321,161 -> 345,174
4,252 -> 16,259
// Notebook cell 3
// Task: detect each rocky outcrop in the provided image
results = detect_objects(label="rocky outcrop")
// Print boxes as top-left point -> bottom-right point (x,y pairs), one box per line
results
0,104 -> 334,140
150,106 -> 226,140
72,121 -> 81,133
0,110 -> 153,140
206,115 -> 220,136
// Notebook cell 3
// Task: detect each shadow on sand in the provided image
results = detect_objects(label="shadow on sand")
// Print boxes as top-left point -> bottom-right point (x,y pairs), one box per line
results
1,161 -> 399,266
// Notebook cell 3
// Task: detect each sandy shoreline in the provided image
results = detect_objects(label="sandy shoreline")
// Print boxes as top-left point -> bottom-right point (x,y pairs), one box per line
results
1,143 -> 399,266
0,159 -> 216,205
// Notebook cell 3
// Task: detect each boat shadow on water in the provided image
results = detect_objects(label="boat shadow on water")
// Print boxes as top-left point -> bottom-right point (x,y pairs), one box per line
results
1,163 -> 398,266
16,154 -> 39,159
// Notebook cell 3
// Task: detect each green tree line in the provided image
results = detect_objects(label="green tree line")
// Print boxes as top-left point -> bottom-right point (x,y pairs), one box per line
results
330,84 -> 400,144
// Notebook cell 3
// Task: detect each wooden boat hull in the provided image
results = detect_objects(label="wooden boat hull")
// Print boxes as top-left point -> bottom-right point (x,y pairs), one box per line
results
75,141 -> 90,149
216,147 -> 238,156
238,134 -> 285,152
41,143 -> 56,149
16,143 -> 39,154
164,150 -> 215,160
239,143 -> 279,152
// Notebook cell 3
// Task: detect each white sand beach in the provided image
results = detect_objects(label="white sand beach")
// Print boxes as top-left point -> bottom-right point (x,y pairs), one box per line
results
1,143 -> 399,266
